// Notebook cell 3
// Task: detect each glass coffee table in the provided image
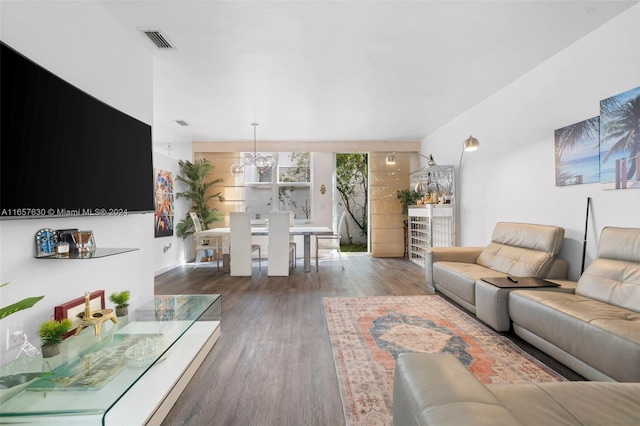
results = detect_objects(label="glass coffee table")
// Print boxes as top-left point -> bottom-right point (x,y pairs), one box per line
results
0,294 -> 221,425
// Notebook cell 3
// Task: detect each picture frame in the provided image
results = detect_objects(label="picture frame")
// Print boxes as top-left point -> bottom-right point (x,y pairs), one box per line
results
599,86 -> 640,190
554,116 -> 600,187
154,168 -> 175,237
54,290 -> 105,338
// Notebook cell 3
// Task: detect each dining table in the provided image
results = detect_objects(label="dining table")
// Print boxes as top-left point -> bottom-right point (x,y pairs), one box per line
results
199,225 -> 333,272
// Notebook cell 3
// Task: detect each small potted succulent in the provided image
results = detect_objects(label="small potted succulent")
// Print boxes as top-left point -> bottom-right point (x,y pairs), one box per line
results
109,290 -> 130,317
38,318 -> 73,358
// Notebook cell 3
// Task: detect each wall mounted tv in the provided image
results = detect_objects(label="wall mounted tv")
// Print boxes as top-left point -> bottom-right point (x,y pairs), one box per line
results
1,41 -> 154,219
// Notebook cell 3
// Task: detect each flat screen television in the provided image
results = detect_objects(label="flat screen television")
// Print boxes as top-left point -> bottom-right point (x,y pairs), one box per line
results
1,41 -> 154,219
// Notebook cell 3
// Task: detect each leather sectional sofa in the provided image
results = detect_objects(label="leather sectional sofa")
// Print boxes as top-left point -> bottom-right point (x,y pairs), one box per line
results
424,222 -> 570,315
393,353 -> 640,426
396,226 -> 640,425
509,226 -> 640,382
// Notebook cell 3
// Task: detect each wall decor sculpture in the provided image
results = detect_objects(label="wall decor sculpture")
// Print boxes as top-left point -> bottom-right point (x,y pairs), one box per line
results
154,169 -> 174,237
599,86 -> 640,190
554,116 -> 600,187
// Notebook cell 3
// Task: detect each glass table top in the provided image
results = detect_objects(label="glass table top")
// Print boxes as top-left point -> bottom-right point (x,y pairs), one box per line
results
0,294 -> 220,421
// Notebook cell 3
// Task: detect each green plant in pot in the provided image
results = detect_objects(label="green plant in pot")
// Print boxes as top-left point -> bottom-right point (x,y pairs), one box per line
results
38,318 -> 73,358
175,159 -> 224,238
396,189 -> 423,215
109,290 -> 130,317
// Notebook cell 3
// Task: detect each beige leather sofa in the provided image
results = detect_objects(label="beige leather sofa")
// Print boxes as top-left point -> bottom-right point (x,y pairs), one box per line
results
393,353 -> 640,426
509,226 -> 640,382
425,222 -> 569,314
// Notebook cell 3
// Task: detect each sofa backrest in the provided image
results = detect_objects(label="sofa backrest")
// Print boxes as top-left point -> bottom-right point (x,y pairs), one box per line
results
576,227 -> 640,313
477,222 -> 565,277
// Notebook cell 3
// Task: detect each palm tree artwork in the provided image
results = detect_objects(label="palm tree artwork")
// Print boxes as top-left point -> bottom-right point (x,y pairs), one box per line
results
599,86 -> 640,190
554,116 -> 600,187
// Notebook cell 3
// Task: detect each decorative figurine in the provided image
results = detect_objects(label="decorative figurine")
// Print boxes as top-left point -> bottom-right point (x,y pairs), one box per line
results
75,291 -> 118,336
35,228 -> 58,257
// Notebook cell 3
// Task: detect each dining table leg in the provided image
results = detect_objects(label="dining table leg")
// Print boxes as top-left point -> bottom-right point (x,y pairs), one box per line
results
304,234 -> 311,272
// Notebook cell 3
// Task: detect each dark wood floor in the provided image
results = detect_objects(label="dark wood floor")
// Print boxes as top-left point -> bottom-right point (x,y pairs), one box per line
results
155,255 -> 581,426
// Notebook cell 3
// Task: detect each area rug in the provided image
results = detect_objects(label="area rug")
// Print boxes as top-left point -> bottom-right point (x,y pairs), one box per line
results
323,295 -> 566,426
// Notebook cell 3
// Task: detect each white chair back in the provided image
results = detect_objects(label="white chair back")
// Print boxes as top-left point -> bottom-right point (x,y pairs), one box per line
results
268,211 -> 291,276
230,212 -> 253,276
189,211 -> 204,232
336,211 -> 347,237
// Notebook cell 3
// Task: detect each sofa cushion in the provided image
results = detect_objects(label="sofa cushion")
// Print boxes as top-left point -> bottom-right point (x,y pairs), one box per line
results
489,382 -> 640,426
477,222 -> 564,277
393,353 -> 640,426
576,227 -> 640,314
509,290 -> 640,382
433,262 -> 505,307
393,353 -> 525,426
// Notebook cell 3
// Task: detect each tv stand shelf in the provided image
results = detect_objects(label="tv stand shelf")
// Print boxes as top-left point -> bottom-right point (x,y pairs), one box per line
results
35,247 -> 138,259
0,294 -> 221,425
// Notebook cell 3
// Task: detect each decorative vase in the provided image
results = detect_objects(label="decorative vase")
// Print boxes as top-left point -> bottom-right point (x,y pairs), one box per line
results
41,343 -> 61,358
115,307 -> 128,317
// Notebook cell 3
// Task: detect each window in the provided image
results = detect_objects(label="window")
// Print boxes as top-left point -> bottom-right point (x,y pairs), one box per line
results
243,152 -> 312,222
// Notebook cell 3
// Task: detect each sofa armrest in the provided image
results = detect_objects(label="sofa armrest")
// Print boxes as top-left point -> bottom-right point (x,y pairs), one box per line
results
425,247 -> 484,291
545,258 -> 568,279
393,353 -> 525,426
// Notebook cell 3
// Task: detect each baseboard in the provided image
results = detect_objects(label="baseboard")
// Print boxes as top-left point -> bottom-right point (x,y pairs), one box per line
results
154,262 -> 183,276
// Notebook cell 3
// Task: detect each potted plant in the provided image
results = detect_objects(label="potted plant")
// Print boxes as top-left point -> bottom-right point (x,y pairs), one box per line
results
396,189 -> 423,215
38,318 -> 73,358
109,290 -> 130,317
175,159 -> 225,238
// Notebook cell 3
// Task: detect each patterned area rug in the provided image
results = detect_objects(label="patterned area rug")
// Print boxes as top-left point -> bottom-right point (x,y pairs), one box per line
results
324,295 -> 566,426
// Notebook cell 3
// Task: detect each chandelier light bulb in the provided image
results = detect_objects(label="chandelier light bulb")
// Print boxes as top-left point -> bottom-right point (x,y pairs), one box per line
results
243,152 -> 254,164
264,155 -> 276,168
230,163 -> 244,176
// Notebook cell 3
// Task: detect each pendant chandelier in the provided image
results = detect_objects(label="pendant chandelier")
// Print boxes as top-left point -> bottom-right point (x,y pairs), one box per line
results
230,123 -> 276,176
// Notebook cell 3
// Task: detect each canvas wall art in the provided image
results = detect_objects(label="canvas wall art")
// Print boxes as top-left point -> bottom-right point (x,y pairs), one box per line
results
554,116 -> 600,187
154,169 -> 174,237
599,86 -> 640,190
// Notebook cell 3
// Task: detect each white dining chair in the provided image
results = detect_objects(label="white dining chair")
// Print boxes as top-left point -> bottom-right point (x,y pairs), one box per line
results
230,212 -> 261,276
288,211 -> 297,269
316,210 -> 347,271
189,211 -> 220,271
268,211 -> 295,276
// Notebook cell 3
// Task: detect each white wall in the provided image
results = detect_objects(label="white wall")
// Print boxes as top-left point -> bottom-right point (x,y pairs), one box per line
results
422,5 -> 640,280
152,149 -> 193,275
0,2 -> 154,364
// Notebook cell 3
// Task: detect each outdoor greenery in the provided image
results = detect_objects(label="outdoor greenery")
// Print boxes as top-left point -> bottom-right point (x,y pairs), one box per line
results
341,243 -> 367,253
38,318 -> 73,346
276,152 -> 311,216
175,159 -> 224,238
336,153 -> 368,244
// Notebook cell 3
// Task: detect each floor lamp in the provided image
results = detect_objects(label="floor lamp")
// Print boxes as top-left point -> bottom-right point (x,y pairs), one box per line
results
457,136 -> 480,245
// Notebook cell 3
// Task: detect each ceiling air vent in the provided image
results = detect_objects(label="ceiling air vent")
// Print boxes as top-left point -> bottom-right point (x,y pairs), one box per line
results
139,28 -> 176,50
175,120 -> 189,126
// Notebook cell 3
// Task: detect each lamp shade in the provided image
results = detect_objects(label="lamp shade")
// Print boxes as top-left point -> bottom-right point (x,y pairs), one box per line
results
463,136 -> 480,151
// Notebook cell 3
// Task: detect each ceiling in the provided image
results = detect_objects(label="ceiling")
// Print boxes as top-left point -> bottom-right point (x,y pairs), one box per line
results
100,1 -> 637,144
